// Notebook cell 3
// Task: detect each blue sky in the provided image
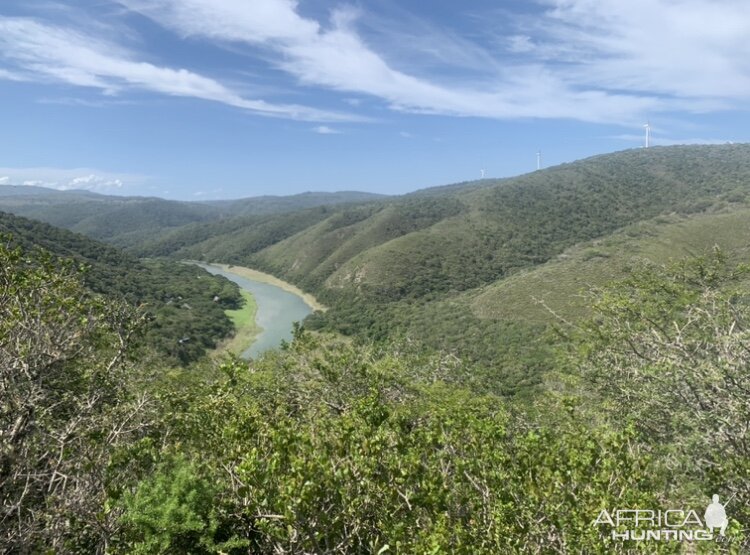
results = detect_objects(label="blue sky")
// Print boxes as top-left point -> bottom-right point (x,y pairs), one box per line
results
1,0 -> 749,199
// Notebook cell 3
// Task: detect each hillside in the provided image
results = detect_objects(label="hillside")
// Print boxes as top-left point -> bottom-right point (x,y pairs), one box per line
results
0,188 -> 220,246
0,211 -> 242,363
200,190 -> 386,216
0,186 -> 385,247
142,145 -> 750,296
130,144 -> 750,393
469,207 -> 750,324
7,148 -> 750,552
6,237 -> 750,553
9,145 -> 750,392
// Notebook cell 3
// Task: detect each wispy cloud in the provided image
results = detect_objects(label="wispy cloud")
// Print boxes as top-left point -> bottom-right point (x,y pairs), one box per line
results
531,0 -> 750,103
0,67 -> 27,81
0,16 -> 361,122
0,166 -> 147,192
36,96 -> 137,108
115,0 -> 660,123
3,1 -> 750,125
312,125 -> 341,134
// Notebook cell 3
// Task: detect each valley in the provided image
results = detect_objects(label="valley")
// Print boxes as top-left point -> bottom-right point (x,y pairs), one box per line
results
6,144 -> 750,552
5,2 -> 749,550
196,263 -> 323,358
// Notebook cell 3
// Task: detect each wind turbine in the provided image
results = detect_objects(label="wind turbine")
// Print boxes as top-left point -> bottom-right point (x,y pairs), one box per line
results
644,121 -> 651,148
480,168 -> 486,179
536,150 -> 542,170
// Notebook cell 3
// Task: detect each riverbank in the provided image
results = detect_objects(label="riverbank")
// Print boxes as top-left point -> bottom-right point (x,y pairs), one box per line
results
213,263 -> 326,312
213,290 -> 262,357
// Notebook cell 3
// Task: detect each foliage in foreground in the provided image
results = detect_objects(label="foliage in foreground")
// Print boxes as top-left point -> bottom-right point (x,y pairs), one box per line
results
0,241 -> 155,552
130,335 -> 668,554
4,241 -> 750,553
561,249 -> 750,531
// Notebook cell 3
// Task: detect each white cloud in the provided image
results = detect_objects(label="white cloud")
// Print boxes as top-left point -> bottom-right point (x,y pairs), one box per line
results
399,131 -> 413,138
0,176 -> 8,184
0,68 -> 26,81
532,0 -> 750,102
36,96 -> 136,108
0,16 -> 361,122
114,0 -> 653,123
0,166 -> 146,192
312,125 -> 341,134
3,1 -> 749,125
507,35 -> 535,54
119,0 -> 750,123
63,174 -> 124,190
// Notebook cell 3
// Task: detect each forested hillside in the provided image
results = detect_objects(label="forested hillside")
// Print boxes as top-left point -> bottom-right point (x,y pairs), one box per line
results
0,212 -> 242,363
201,190 -> 385,216
6,145 -> 750,392
0,188 -> 220,246
3,239 -> 749,552
0,186 -> 384,247
128,144 -> 750,393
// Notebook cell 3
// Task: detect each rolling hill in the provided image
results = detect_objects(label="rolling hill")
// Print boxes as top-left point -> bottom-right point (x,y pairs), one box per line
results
0,211 -> 243,364
130,144 -> 750,393
7,144 -> 750,393
136,145 -> 750,297
0,186 -> 385,247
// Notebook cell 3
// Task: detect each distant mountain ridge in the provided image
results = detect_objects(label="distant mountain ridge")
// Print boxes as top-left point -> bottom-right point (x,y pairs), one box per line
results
0,186 -> 386,247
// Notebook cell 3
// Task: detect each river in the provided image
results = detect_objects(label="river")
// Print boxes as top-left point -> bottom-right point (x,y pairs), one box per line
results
195,263 -> 315,359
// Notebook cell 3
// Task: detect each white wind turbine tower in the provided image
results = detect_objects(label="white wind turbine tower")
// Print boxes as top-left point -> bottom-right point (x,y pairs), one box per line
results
480,168 -> 486,179
644,121 -> 651,148
536,150 -> 542,170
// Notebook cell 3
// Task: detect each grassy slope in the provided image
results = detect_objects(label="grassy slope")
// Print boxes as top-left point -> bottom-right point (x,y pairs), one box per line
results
468,206 -> 750,324
214,290 -> 262,357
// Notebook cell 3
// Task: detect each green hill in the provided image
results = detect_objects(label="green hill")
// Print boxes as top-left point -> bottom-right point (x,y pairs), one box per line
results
200,190 -> 386,216
469,207 -> 750,325
0,186 -> 385,247
9,145 -> 750,392
144,145 -> 750,298
0,211 -> 242,364
129,144 -> 750,393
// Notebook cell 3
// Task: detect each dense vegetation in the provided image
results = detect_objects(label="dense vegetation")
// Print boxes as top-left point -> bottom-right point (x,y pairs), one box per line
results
0,186 -> 383,248
7,146 -> 750,395
6,145 -> 750,551
106,145 -> 750,395
0,212 -> 243,364
3,239 -> 749,553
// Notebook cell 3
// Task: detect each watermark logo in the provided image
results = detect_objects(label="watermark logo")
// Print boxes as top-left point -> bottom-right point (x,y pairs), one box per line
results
593,494 -> 735,542
705,494 -> 729,536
